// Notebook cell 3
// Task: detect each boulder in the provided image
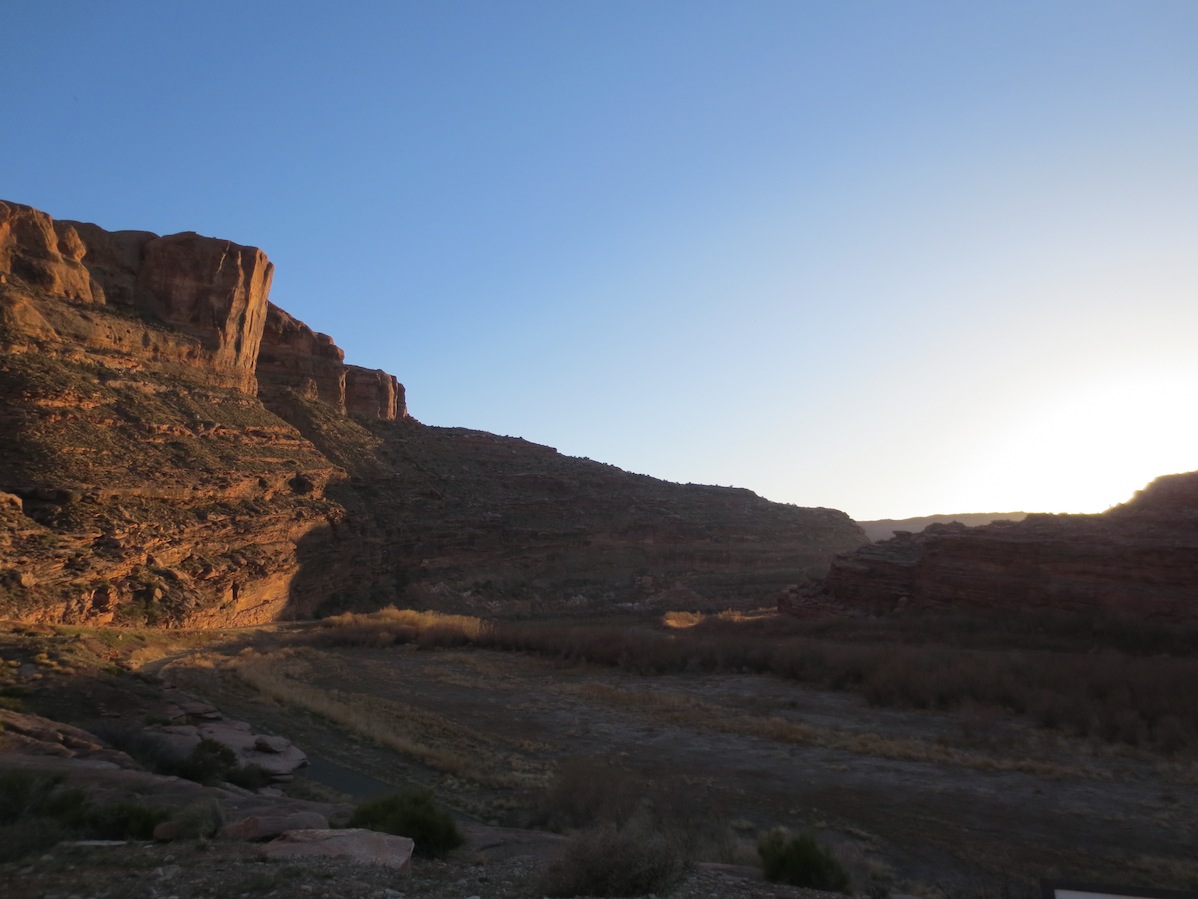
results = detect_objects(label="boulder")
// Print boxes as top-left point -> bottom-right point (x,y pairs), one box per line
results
257,828 -> 414,871
254,734 -> 292,754
195,720 -> 307,776
181,701 -> 221,720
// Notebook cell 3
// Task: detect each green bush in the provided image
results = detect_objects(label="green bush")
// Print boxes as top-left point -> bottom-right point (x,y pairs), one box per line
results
758,828 -> 851,893
538,823 -> 688,898
348,791 -> 464,859
176,739 -> 238,785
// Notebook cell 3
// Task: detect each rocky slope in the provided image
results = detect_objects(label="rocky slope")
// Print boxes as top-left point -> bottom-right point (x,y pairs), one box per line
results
0,200 -> 865,626
824,472 -> 1198,621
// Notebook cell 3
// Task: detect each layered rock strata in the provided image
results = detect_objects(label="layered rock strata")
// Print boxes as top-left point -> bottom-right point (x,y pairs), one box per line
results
0,200 -> 865,626
823,472 -> 1198,622
257,302 -> 406,421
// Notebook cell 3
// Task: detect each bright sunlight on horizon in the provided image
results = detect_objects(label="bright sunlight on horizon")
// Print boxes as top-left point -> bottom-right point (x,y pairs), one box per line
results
4,1 -> 1195,521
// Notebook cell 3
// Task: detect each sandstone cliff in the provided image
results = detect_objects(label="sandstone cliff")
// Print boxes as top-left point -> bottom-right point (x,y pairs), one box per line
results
0,200 -> 865,626
823,473 -> 1198,622
257,302 -> 405,422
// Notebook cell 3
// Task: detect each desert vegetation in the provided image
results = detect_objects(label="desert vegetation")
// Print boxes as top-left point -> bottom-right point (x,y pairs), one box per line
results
306,604 -> 1198,753
758,828 -> 852,893
0,769 -> 170,862
347,790 -> 464,858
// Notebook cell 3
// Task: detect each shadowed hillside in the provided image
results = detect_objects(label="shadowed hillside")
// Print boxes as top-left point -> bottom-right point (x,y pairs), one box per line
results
826,473 -> 1198,622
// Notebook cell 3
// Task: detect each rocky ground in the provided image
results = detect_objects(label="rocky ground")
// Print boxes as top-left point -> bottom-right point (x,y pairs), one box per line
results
4,838 -> 847,899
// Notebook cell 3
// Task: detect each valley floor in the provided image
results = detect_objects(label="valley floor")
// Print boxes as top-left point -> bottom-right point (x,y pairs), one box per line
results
155,622 -> 1197,895
3,611 -> 1196,898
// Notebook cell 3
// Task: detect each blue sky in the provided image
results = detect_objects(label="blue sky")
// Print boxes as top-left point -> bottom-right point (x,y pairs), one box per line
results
4,1 -> 1196,519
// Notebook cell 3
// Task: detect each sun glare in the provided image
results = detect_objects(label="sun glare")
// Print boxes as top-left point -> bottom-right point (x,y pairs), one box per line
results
953,369 -> 1198,513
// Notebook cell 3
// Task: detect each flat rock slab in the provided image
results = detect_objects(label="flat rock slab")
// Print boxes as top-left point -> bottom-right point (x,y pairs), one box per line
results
257,828 -> 414,871
253,734 -> 291,753
145,720 -> 307,776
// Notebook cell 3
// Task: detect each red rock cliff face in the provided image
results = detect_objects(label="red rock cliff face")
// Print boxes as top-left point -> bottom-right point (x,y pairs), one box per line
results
257,303 -> 407,421
823,472 -> 1198,622
135,232 -> 273,395
1,202 -> 270,394
0,200 -> 863,627
345,366 -> 404,421
0,201 -> 97,303
1,201 -> 406,414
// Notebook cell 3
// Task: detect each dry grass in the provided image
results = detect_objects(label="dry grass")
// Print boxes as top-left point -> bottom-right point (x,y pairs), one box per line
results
661,611 -> 704,629
299,605 -> 1198,755
566,683 -> 1100,780
225,646 -> 539,788
309,607 -> 490,648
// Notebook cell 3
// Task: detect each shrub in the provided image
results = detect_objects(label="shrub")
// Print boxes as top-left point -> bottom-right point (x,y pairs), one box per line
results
348,791 -> 464,859
0,768 -> 178,854
176,739 -> 238,785
533,757 -> 647,832
160,797 -> 224,840
0,770 -> 89,828
539,823 -> 688,898
758,828 -> 851,893
226,763 -> 276,791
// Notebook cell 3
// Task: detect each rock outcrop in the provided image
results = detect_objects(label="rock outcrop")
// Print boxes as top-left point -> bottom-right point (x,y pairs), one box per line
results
0,200 -> 865,626
823,472 -> 1198,622
257,302 -> 407,421
0,201 -> 97,302
2,201 -> 273,394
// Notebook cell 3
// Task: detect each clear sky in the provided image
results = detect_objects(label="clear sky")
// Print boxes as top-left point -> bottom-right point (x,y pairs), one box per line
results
4,1 -> 1196,520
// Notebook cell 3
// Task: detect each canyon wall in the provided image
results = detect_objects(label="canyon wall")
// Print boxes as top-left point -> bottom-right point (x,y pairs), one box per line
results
0,200 -> 864,626
822,472 -> 1198,622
